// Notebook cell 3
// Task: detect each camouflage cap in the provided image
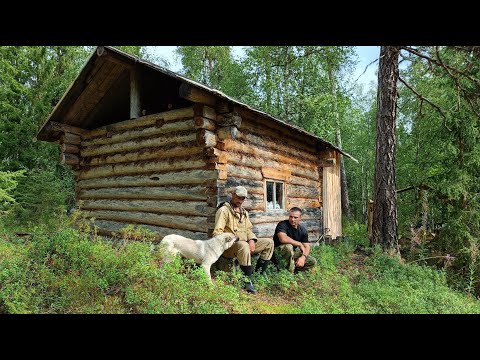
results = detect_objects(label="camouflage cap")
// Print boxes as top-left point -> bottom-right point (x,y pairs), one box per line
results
234,186 -> 248,197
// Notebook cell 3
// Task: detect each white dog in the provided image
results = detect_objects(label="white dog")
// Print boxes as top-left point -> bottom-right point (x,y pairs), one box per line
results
159,232 -> 239,281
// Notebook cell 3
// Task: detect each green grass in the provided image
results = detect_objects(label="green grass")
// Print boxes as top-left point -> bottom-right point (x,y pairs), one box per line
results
1,221 -> 479,314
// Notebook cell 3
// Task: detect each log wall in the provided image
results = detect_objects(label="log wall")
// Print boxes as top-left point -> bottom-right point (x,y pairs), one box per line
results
212,110 -> 329,241
58,102 -> 342,242
73,106 -> 217,239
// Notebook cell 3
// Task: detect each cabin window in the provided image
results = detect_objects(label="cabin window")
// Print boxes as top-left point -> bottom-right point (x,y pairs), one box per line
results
266,180 -> 284,210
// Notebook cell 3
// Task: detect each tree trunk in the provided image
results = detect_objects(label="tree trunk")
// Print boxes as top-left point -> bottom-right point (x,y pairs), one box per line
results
371,46 -> 400,252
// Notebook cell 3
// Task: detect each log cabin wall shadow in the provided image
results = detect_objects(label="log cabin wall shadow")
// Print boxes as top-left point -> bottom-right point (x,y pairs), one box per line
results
37,46 -> 356,242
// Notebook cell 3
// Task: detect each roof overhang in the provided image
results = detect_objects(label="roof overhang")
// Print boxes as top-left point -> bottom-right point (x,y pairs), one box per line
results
37,46 -> 357,162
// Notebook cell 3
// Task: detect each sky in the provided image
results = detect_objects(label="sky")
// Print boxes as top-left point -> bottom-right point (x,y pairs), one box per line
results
146,46 -> 379,91
353,46 -> 379,90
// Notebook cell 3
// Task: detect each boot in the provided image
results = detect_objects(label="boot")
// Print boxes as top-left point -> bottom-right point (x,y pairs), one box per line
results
271,252 -> 281,271
240,265 -> 257,294
255,258 -> 270,276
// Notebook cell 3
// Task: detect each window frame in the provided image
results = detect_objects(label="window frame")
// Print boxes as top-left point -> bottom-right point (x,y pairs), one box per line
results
265,179 -> 285,211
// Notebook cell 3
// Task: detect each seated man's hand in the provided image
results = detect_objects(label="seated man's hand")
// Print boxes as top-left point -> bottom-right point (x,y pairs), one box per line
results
248,239 -> 255,254
295,255 -> 306,267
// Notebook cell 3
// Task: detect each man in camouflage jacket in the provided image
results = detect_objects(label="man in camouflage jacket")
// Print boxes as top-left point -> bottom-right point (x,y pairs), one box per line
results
213,186 -> 273,294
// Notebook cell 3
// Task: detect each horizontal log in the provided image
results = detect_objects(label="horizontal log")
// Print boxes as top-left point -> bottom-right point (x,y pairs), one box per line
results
249,211 -> 288,225
221,178 -> 264,191
251,207 -> 322,217
83,209 -> 207,233
84,107 -> 194,139
179,83 -> 217,107
226,164 -> 263,181
194,117 -> 216,131
60,153 -> 79,166
300,219 -> 322,231
240,131 -> 319,163
77,169 -> 218,189
94,219 -> 208,240
225,139 -> 318,170
216,140 -> 227,151
234,202 -> 264,213
227,153 -> 318,181
193,104 -> 216,120
46,121 -> 87,136
289,175 -> 319,188
61,143 -> 80,154
78,185 -> 211,201
205,148 -> 227,164
206,162 -> 226,171
262,167 -> 291,182
196,129 -> 217,147
82,132 -> 196,157
83,144 -> 203,166
217,126 -> 239,141
82,119 -> 196,147
205,147 -> 225,158
78,157 -> 207,180
229,152 -> 289,178
61,132 -> 81,145
216,113 -> 242,127
286,197 -> 321,209
235,106 -> 320,150
301,207 -> 323,217
81,199 -> 214,217
239,121 -> 324,162
217,177 -> 263,188
250,216 -> 287,226
206,153 -> 227,164
252,222 -> 278,238
287,184 -> 320,199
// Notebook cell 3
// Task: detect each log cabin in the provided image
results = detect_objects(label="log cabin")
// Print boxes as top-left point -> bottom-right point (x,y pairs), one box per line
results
36,46 -> 356,242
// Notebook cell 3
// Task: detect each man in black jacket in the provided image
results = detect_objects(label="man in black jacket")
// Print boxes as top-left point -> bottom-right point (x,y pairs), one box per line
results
273,207 -> 317,273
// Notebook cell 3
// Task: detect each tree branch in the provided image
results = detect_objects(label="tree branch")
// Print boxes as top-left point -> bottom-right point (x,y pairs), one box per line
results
398,76 -> 452,132
401,46 -> 480,86
354,56 -> 380,85
434,47 -> 480,119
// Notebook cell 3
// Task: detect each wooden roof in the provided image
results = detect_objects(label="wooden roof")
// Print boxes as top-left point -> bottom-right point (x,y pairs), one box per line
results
37,46 -> 356,161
